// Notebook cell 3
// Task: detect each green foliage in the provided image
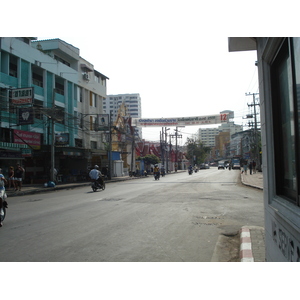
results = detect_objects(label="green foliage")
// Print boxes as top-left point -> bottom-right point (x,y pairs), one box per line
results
137,154 -> 160,165
185,137 -> 211,165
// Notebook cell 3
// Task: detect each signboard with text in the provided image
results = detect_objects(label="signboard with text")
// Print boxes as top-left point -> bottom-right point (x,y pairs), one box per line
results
13,129 -> 41,150
11,87 -> 34,105
132,113 -> 229,127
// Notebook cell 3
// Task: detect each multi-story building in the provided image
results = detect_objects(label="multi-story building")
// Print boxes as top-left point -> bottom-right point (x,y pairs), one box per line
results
197,127 -> 220,147
197,121 -> 243,148
103,93 -> 142,138
0,37 -> 108,183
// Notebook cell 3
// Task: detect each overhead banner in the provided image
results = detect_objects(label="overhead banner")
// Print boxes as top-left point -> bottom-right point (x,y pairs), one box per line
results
132,113 -> 229,127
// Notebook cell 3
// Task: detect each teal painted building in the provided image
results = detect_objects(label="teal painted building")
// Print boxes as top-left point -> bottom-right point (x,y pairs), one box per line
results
0,37 -> 108,183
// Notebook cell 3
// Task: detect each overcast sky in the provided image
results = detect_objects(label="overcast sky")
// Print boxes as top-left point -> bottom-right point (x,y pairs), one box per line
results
5,0 -> 292,144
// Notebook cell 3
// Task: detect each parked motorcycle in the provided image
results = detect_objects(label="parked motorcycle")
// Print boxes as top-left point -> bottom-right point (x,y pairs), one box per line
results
91,179 -> 105,192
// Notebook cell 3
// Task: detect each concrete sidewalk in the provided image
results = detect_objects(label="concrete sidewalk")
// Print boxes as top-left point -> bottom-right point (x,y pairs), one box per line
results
5,175 -> 137,197
240,171 -> 265,262
241,171 -> 263,190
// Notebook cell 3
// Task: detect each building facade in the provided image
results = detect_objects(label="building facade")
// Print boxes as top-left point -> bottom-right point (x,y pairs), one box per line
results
229,37 -> 300,261
103,93 -> 142,138
0,37 -> 108,183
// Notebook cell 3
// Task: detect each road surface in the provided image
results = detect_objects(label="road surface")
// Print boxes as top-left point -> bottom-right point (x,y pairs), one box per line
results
0,168 -> 264,262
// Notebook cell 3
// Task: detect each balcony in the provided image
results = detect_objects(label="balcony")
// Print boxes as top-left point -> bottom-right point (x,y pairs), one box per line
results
0,72 -> 18,87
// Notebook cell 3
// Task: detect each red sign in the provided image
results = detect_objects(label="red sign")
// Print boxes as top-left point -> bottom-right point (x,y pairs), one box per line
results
13,130 -> 41,150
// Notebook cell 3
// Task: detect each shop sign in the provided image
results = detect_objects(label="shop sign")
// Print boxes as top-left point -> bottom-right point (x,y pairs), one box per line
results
55,133 -> 69,146
18,107 -> 34,125
11,87 -> 34,105
21,148 -> 32,157
13,129 -> 41,150
0,151 -> 22,159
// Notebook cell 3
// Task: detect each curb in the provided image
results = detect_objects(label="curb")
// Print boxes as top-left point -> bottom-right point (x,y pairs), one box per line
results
240,227 -> 254,262
240,174 -> 263,190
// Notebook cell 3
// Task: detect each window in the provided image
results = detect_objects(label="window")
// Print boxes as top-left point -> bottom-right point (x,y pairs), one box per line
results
32,71 -> 43,87
75,138 -> 83,148
271,38 -> 300,205
55,106 -> 65,125
78,87 -> 83,103
9,55 -> 18,77
33,99 -> 43,120
90,92 -> 97,107
91,141 -> 97,149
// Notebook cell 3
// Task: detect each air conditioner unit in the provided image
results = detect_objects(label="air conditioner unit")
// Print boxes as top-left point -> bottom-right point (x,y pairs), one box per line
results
34,60 -> 41,67
83,73 -> 89,81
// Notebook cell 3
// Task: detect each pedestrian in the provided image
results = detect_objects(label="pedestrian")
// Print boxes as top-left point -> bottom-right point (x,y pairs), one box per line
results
14,163 -> 25,191
249,161 -> 253,175
243,162 -> 248,175
253,161 -> 256,174
8,166 -> 15,190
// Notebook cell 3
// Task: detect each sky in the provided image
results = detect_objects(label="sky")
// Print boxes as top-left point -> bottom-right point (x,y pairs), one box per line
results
2,0 -> 265,144
58,35 -> 259,144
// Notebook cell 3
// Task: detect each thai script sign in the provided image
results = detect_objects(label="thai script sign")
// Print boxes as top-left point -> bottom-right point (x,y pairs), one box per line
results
132,113 -> 229,127
11,87 -> 34,105
13,129 -> 41,150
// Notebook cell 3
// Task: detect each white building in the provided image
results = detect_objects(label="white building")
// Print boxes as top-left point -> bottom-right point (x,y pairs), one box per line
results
229,37 -> 300,261
103,93 -> 142,137
198,122 -> 243,148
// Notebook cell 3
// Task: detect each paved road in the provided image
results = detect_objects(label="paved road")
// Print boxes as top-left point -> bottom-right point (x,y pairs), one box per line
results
1,168 -> 264,262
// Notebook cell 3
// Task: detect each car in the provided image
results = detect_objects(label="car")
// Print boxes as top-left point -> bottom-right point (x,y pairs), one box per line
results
205,163 -> 210,169
218,162 -> 225,170
232,163 -> 241,170
199,163 -> 206,169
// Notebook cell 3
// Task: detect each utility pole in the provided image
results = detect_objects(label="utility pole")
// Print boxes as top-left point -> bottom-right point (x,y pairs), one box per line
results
50,88 -> 55,182
245,92 -> 260,170
170,127 -> 182,172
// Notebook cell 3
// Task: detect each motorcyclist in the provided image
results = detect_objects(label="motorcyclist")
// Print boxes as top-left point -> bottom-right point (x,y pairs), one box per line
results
188,165 -> 193,174
153,164 -> 160,179
0,168 -> 8,227
89,165 -> 103,187
161,165 -> 165,176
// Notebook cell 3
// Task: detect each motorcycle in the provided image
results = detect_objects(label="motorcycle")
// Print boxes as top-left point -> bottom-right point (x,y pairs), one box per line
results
188,169 -> 193,175
154,172 -> 160,180
91,179 -> 105,192
0,192 -> 8,228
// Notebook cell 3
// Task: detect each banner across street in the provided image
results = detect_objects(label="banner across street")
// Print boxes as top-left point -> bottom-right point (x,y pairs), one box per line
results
132,113 -> 229,127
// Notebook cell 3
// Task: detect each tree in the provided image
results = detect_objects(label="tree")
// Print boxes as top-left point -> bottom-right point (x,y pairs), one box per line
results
137,154 -> 160,167
185,137 -> 211,165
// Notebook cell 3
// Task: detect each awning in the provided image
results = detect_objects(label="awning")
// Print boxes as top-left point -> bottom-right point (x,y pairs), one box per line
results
80,64 -> 93,72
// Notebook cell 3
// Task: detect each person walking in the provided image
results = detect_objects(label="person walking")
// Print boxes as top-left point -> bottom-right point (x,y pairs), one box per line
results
253,160 -> 256,174
8,166 -> 15,190
243,161 -> 248,175
14,163 -> 25,191
249,161 -> 253,175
